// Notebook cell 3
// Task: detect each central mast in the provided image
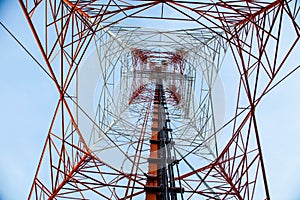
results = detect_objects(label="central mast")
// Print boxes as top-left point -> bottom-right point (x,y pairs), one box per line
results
145,79 -> 182,200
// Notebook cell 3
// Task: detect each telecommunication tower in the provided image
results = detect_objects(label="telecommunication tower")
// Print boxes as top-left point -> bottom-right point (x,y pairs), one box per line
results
18,0 -> 299,199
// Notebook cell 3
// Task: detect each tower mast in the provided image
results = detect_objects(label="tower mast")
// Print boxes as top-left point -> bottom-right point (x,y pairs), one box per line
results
145,75 -> 182,200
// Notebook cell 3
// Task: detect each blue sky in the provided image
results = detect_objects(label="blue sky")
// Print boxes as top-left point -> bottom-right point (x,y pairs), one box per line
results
0,1 -> 300,199
0,1 -> 57,199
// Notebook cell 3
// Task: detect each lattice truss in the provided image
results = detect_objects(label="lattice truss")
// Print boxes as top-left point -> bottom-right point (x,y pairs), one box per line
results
19,0 -> 299,199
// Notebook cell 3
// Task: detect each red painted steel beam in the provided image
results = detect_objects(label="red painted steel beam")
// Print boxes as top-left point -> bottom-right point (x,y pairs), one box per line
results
63,0 -> 91,18
49,154 -> 90,199
19,0 -> 61,92
235,0 -> 283,27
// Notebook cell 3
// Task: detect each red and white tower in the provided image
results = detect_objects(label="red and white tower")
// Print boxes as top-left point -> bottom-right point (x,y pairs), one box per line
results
18,0 -> 299,199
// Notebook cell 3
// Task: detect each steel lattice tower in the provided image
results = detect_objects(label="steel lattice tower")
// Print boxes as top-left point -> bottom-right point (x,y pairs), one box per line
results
18,0 -> 299,199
